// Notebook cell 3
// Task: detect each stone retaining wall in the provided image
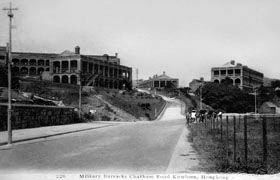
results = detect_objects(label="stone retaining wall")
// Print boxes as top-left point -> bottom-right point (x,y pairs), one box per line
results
0,105 -> 78,131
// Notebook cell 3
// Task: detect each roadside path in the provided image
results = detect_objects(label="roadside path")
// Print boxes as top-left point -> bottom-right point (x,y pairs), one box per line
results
0,94 -> 202,174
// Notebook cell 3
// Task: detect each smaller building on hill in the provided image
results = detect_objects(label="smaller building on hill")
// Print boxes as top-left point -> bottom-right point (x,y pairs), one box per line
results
138,72 -> 179,89
259,102 -> 280,114
189,77 -> 205,93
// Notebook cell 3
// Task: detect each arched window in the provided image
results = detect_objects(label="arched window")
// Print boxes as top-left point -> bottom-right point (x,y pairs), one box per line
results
235,78 -> 241,85
21,67 -> 28,74
30,59 -> 36,66
38,67 -> 44,75
62,75 -> 69,84
214,79 -> 219,83
53,76 -> 60,83
70,75 -> 77,85
38,59 -> 44,66
12,58 -> 19,65
29,67 -> 37,75
21,59 -> 28,66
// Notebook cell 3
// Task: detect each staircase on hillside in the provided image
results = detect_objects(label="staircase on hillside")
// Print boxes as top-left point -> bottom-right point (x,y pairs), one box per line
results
83,72 -> 102,86
94,95 -> 138,121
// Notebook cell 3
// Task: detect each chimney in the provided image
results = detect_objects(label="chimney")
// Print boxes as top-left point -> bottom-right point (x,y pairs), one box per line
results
75,46 -> 80,54
230,60 -> 235,65
115,53 -> 118,57
163,71 -> 166,75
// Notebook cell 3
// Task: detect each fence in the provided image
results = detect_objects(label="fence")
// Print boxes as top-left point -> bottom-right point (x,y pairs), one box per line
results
198,113 -> 280,173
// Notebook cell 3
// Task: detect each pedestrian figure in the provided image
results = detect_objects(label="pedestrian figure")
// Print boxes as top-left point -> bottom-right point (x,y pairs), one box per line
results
195,111 -> 200,123
185,112 -> 190,127
201,113 -> 205,123
218,111 -> 223,120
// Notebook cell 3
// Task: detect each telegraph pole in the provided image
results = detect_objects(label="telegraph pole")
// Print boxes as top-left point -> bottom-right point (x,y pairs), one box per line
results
78,71 -> 82,120
136,68 -> 138,87
254,89 -> 257,114
200,85 -> 202,110
3,2 -> 18,146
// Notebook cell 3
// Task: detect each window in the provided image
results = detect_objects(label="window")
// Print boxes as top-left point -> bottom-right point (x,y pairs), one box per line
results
235,69 -> 241,75
221,70 -> 226,75
214,70 -> 219,76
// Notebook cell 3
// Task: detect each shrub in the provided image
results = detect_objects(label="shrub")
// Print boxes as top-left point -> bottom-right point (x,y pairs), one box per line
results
145,113 -> 151,120
101,115 -> 111,121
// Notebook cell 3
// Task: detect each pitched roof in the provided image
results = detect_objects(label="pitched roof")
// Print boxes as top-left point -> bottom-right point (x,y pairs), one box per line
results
223,62 -> 236,67
59,50 -> 76,56
155,74 -> 172,80
148,72 -> 178,81
264,102 -> 277,107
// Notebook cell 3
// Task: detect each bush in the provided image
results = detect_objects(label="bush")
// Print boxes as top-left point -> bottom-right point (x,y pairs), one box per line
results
101,115 -> 111,121
145,113 -> 151,120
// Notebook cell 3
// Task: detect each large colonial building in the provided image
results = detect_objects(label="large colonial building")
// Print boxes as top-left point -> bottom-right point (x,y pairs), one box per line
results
138,72 -> 179,89
211,60 -> 263,90
0,46 -> 132,89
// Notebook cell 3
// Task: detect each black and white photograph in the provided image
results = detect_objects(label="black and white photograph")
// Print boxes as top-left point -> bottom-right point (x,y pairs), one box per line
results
0,0 -> 280,179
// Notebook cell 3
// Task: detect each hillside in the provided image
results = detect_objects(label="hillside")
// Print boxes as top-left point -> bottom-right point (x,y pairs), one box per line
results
18,79 -> 166,121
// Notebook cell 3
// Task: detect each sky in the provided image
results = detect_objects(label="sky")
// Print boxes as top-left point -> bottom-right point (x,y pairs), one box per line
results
1,0 -> 280,86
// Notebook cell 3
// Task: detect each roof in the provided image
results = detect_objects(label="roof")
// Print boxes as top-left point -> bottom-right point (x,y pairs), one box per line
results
146,72 -> 178,82
12,52 -> 57,58
154,74 -> 172,80
223,62 -> 237,67
263,102 -> 277,107
59,50 -> 76,56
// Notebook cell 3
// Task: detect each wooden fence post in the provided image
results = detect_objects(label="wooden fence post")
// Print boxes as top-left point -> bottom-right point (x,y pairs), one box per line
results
220,115 -> 223,142
239,115 -> 241,129
213,117 -> 217,130
244,115 -> 248,168
233,116 -> 236,163
226,115 -> 229,166
273,114 -> 276,132
262,117 -> 268,172
210,116 -> 212,130
205,114 -> 207,128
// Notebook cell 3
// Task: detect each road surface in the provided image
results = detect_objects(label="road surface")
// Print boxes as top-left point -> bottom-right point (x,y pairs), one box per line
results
0,97 -> 193,174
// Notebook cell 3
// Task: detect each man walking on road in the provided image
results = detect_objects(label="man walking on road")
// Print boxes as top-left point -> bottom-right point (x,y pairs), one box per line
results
185,112 -> 190,127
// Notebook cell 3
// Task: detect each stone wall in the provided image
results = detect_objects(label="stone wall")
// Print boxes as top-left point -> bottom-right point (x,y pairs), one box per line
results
0,105 -> 78,131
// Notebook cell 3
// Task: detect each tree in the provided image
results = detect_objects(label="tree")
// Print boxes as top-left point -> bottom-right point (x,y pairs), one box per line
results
0,65 -> 19,89
202,82 -> 254,113
271,80 -> 280,88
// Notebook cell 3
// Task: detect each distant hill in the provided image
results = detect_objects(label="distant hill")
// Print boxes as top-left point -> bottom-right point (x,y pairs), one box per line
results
263,77 -> 280,87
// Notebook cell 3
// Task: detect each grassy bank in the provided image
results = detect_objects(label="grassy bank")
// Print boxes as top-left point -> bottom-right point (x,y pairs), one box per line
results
188,116 -> 280,174
99,88 -> 166,120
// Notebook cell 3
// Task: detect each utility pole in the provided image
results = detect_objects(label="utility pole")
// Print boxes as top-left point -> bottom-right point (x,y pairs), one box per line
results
78,71 -> 82,120
254,88 -> 257,114
200,85 -> 202,110
136,68 -> 138,87
3,2 -> 18,146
